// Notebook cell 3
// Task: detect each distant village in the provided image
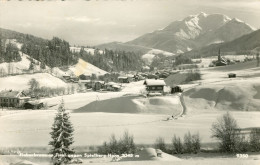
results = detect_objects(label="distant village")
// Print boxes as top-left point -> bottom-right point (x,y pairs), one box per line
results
0,43 -> 257,110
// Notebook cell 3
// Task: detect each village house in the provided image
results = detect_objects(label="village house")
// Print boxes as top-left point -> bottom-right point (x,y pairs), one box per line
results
118,76 -> 129,83
0,90 -> 30,108
92,81 -> 105,91
105,82 -> 121,91
144,79 -> 166,95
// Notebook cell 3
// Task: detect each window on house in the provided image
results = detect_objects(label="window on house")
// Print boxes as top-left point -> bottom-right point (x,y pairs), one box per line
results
152,87 -> 156,90
157,86 -> 163,90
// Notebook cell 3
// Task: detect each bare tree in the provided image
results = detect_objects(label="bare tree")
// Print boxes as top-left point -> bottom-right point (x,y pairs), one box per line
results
154,137 -> 166,152
250,128 -> 260,152
172,135 -> 183,154
211,112 -> 240,152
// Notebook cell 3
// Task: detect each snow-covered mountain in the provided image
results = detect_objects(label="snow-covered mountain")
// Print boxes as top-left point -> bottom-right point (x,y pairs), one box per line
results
126,12 -> 255,54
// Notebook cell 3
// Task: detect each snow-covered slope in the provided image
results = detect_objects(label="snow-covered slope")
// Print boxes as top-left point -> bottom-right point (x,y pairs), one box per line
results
127,12 -> 255,54
0,52 -> 46,75
0,73 -> 68,91
68,58 -> 107,76
142,49 -> 175,65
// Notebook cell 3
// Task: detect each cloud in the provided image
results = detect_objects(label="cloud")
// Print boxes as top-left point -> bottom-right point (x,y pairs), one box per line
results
65,16 -> 100,23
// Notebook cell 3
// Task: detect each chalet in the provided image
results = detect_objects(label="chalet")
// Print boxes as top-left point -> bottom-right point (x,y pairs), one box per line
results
127,74 -> 135,82
92,81 -> 105,91
79,80 -> 92,89
0,90 -> 30,108
144,79 -> 166,94
147,74 -> 159,79
105,82 -> 121,91
118,76 -> 129,83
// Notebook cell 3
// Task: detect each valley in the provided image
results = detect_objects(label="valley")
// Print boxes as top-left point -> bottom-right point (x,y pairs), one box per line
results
0,5 -> 260,165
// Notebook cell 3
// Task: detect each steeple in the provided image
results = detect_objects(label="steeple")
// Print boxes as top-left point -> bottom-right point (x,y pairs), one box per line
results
218,48 -> 221,61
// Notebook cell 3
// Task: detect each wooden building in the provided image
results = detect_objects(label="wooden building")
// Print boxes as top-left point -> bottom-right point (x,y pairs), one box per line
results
0,90 -> 30,108
118,76 -> 129,83
228,73 -> 236,78
144,79 -> 166,95
24,101 -> 44,109
92,81 -> 105,91
171,86 -> 183,93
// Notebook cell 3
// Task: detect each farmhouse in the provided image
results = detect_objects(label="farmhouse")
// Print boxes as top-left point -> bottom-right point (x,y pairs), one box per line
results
0,90 -> 30,108
144,79 -> 166,94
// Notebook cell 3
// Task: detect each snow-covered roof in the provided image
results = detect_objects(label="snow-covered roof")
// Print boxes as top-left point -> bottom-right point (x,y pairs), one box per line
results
0,90 -> 25,98
118,76 -> 128,79
144,79 -> 166,86
79,80 -> 91,83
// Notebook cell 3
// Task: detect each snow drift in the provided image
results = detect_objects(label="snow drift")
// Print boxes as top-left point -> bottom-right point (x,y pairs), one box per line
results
74,95 -> 181,115
184,83 -> 260,112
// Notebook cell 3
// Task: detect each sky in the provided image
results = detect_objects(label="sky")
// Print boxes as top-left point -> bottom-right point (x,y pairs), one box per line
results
0,0 -> 260,46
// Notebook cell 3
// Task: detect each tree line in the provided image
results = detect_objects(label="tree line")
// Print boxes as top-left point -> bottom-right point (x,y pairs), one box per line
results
78,48 -> 143,72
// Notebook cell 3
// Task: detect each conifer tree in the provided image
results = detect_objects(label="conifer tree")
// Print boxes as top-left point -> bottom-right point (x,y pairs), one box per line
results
49,99 -> 75,165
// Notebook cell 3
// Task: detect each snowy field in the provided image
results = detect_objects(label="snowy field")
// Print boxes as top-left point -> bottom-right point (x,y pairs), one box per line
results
1,154 -> 260,165
0,110 -> 260,148
0,73 -> 68,91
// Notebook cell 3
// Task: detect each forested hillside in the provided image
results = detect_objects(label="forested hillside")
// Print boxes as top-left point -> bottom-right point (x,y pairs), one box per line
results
0,28 -> 143,72
78,48 -> 143,72
0,28 -> 78,68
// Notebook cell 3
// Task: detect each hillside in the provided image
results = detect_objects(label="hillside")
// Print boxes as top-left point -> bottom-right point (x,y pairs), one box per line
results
0,73 -> 67,91
68,58 -> 107,76
183,29 -> 260,57
96,42 -> 151,54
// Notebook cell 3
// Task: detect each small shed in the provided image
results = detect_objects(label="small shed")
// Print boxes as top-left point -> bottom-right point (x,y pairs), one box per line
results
228,73 -> 236,78
171,86 -> 183,93
156,149 -> 162,157
24,101 -> 44,109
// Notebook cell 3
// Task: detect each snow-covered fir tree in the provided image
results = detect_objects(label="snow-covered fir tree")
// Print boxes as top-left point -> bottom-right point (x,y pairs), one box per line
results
49,99 -> 75,165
